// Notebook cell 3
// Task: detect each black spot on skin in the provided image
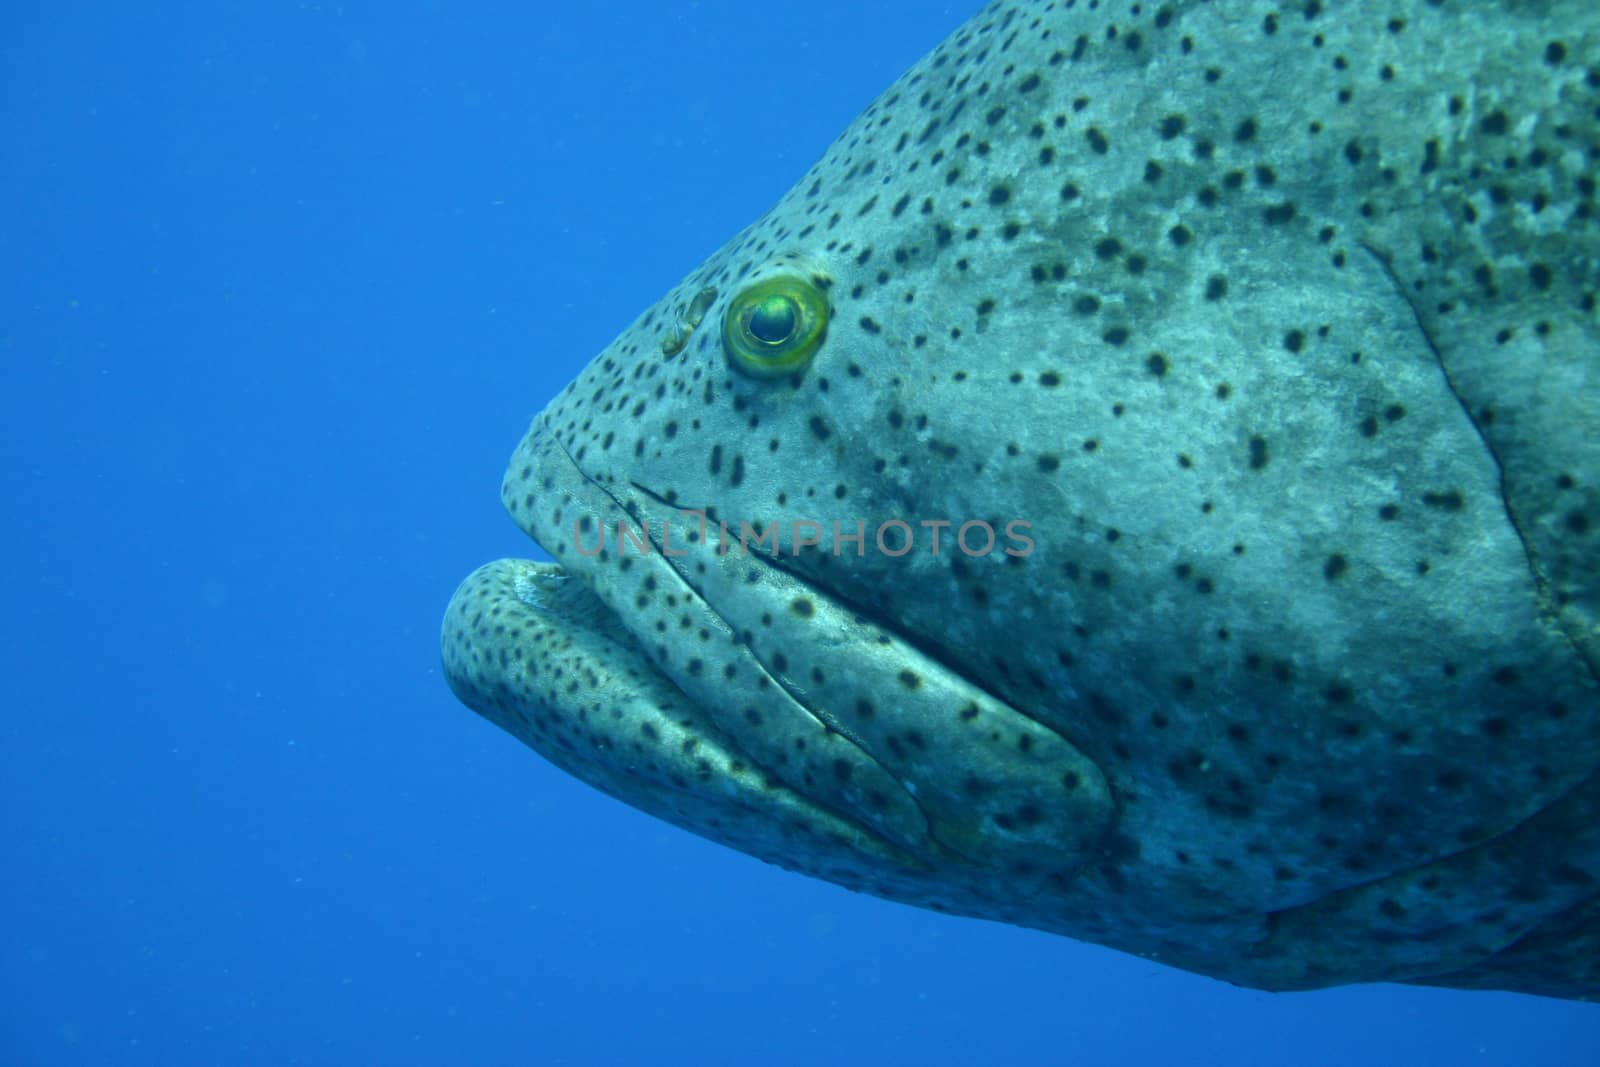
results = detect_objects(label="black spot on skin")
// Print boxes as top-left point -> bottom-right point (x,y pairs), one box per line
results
1204,275 -> 1228,300
808,416 -> 832,441
1146,352 -> 1169,377
1421,139 -> 1441,174
1480,110 -> 1510,136
1422,490 -> 1464,511
1263,202 -> 1297,225
1248,435 -> 1269,470
898,670 -> 921,690
1324,554 -> 1349,581
1159,114 -> 1186,139
989,184 -> 1012,205
791,597 -> 814,618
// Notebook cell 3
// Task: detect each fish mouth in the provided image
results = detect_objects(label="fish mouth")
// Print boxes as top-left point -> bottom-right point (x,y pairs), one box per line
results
443,414 -> 1115,890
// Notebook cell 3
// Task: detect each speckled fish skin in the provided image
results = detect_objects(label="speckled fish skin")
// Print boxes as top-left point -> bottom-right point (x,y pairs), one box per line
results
443,0 -> 1600,999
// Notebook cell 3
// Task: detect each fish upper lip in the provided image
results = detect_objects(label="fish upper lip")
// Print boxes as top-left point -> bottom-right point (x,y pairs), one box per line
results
501,414 -> 1116,881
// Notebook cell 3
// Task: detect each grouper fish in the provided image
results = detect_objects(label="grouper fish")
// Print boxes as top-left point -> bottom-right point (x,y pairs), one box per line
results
442,0 -> 1600,999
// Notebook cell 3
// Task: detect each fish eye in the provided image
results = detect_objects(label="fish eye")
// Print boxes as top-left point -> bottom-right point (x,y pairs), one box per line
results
723,275 -> 829,378
748,295 -> 798,344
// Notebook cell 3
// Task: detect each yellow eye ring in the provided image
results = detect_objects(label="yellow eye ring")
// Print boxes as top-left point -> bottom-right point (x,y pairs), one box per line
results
722,275 -> 829,378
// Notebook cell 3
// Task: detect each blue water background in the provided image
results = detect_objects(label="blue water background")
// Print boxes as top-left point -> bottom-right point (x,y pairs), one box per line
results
4,3 -> 1598,1063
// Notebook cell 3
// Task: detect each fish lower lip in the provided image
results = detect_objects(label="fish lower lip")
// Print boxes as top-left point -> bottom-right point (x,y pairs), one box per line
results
440,556 -> 925,876
482,418 -> 1116,882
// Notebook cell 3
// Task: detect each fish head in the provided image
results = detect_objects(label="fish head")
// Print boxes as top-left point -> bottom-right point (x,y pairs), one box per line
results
444,0 -> 1600,996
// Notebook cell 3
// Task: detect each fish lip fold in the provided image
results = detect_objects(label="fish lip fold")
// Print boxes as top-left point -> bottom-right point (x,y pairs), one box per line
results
498,415 -> 1117,881
496,414 -> 963,862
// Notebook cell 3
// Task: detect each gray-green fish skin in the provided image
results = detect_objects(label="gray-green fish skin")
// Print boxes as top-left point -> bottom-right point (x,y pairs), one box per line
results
442,0 -> 1600,999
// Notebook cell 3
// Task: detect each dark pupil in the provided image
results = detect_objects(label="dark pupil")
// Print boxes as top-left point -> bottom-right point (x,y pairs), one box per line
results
748,296 -> 798,345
